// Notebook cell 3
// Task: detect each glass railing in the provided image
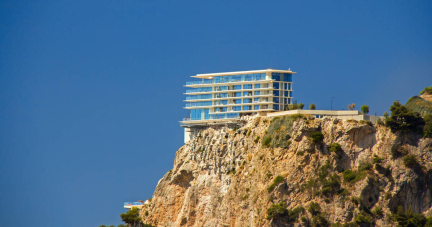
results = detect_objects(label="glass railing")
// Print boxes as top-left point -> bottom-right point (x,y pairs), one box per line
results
186,78 -> 270,86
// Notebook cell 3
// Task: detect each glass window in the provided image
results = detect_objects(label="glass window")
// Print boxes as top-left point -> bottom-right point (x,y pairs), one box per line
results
243,106 -> 252,110
290,91 -> 293,97
254,105 -> 259,110
254,98 -> 259,102
243,92 -> 252,96
283,74 -> 292,82
273,104 -> 279,110
243,99 -> 252,103
272,73 -> 281,81
288,83 -> 291,90
233,106 -> 241,111
273,90 -> 279,96
274,97 -> 279,103
234,99 -> 242,104
273,82 -> 279,89
244,84 -> 252,89
284,91 -> 288,97
254,91 -> 260,95
255,84 -> 261,88
288,99 -> 291,104
284,83 -> 287,90
284,98 -> 287,104
235,92 -> 242,97
234,85 -> 242,90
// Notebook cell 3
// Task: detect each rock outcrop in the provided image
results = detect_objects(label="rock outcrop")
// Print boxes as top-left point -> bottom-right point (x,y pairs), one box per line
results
406,94 -> 432,117
140,116 -> 432,226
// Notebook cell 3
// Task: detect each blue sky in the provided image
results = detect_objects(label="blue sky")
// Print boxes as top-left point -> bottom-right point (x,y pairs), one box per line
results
0,1 -> 431,226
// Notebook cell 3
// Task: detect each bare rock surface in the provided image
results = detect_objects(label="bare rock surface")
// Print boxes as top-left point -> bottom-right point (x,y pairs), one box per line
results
140,116 -> 432,226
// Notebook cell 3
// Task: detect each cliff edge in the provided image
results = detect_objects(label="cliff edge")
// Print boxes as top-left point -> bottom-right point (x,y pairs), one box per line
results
141,116 -> 432,226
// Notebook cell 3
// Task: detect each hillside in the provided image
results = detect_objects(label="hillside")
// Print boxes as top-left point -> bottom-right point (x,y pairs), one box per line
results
406,94 -> 432,117
140,116 -> 432,226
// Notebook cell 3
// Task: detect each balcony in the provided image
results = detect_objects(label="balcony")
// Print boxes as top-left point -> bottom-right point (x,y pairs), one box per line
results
185,79 -> 272,86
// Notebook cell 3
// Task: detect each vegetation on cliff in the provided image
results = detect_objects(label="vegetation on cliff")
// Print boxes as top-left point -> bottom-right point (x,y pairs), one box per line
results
138,101 -> 432,227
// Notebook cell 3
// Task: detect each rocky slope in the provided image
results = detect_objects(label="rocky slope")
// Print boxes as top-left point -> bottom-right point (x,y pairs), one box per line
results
140,115 -> 432,226
406,94 -> 432,117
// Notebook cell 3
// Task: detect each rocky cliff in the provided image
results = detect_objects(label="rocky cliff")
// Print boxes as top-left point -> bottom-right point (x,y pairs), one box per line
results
406,94 -> 432,117
141,115 -> 432,226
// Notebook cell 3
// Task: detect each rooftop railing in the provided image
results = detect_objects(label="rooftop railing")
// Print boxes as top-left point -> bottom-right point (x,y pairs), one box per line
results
186,78 -> 269,86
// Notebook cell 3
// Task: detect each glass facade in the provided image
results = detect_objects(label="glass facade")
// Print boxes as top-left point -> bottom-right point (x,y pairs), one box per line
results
185,71 -> 294,121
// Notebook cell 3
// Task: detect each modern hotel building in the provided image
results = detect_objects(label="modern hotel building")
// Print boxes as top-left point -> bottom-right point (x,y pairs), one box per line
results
181,69 -> 295,125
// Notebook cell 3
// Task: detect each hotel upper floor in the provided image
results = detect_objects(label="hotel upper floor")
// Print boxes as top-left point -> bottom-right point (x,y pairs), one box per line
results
182,69 -> 296,123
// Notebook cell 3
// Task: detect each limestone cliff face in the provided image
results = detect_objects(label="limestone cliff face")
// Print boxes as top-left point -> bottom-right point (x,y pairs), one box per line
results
141,116 -> 432,227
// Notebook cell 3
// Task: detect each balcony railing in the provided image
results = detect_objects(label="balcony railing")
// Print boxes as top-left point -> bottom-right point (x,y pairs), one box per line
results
186,78 -> 269,86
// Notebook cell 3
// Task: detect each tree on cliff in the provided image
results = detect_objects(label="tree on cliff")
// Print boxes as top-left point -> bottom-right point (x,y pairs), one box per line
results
420,85 -> 432,95
385,101 -> 424,132
360,105 -> 369,114
309,103 -> 316,110
120,208 -> 152,227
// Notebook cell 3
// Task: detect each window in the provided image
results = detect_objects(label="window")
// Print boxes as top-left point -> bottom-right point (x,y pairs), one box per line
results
255,84 -> 261,88
283,74 -> 292,82
254,98 -> 259,102
273,90 -> 279,96
243,99 -> 252,103
272,73 -> 281,81
273,82 -> 279,89
274,97 -> 279,103
254,91 -> 260,95
235,92 -> 242,97
243,84 -> 252,89
243,106 -> 252,110
284,83 -> 287,90
288,83 -> 291,90
273,105 -> 279,110
254,105 -> 259,110
284,98 -> 287,104
233,106 -> 241,111
243,92 -> 252,96
234,85 -> 242,90
290,91 -> 293,97
288,99 -> 291,104
284,91 -> 288,97
234,99 -> 242,104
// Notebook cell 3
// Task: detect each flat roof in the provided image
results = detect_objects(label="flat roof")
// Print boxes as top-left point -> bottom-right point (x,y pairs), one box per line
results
191,69 -> 296,79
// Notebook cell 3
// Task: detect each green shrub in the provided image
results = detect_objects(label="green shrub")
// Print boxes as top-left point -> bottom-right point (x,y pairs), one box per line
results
241,194 -> 249,200
424,114 -> 432,138
359,162 -> 372,171
309,103 -> 316,110
266,202 -> 288,220
420,85 -> 432,95
337,188 -> 350,196
343,170 -> 356,182
392,206 -> 427,227
307,202 -> 321,215
372,206 -> 383,216
297,151 -> 305,156
312,214 -> 330,227
300,216 -> 307,222
343,169 -> 367,183
311,131 -> 324,143
268,175 -> 284,193
263,136 -> 272,147
402,154 -> 418,168
254,136 -> 260,143
329,143 -> 342,153
354,210 -> 374,225
372,155 -> 384,164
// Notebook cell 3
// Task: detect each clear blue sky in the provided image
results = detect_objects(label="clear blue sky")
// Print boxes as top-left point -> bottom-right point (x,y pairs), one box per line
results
0,1 -> 431,226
